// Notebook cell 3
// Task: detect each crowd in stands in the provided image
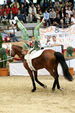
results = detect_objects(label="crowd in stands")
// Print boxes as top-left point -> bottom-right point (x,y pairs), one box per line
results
0,0 -> 75,27
0,0 -> 75,43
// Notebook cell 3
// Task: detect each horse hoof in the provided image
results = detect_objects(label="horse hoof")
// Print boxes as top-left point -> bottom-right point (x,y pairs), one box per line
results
52,88 -> 55,91
43,85 -> 47,88
59,88 -> 64,91
31,88 -> 36,92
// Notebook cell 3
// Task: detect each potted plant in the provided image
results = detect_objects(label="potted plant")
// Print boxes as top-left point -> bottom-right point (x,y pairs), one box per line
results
0,32 -> 8,76
66,46 -> 74,57
66,46 -> 74,76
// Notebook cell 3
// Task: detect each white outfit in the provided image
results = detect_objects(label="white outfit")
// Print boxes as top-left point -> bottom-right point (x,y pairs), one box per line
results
71,17 -> 75,24
28,6 -> 37,22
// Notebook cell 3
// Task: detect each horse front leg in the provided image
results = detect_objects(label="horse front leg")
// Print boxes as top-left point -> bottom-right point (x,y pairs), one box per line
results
28,70 -> 36,92
34,71 -> 47,88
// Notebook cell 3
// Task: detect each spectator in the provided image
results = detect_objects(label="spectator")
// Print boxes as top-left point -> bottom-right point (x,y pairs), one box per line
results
65,13 -> 71,27
44,9 -> 50,26
4,5 -> 10,18
48,1 -> 53,12
71,13 -> 75,24
10,23 -> 19,42
66,6 -> 73,17
3,11 -> 8,20
59,7 -> 65,19
11,4 -> 18,16
55,1 -> 61,11
20,4 -> 26,22
8,10 -> 16,25
49,7 -> 56,25
0,5 -> 5,16
36,4 -> 41,14
23,0 -> 29,15
0,7 -> 2,22
51,36 -> 61,46
28,3 -> 37,22
17,10 -> 22,21
53,13 -> 60,27
8,10 -> 14,20
7,0 -> 12,6
45,36 -> 51,47
59,19 -> 65,28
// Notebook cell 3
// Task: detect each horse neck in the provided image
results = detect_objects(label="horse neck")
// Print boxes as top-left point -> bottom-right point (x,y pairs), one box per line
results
12,45 -> 23,59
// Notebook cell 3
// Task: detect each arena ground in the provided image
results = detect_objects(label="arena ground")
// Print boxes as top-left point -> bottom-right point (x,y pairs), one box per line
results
0,75 -> 75,113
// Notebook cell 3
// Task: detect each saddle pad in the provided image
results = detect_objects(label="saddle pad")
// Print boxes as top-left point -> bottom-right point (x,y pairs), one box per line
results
24,48 -> 52,71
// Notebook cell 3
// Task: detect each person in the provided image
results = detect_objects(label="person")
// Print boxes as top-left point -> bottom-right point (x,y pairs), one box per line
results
14,16 -> 44,50
44,9 -> 50,26
28,3 -> 37,22
49,7 -> 56,25
51,36 -> 61,46
10,23 -> 19,42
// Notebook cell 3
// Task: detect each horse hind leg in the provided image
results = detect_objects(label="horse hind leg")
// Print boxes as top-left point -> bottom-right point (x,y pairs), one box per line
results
52,71 -> 62,91
48,68 -> 60,91
34,71 -> 47,88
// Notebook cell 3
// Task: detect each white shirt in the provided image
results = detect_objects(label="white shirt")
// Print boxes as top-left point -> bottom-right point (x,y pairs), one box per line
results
71,17 -> 75,24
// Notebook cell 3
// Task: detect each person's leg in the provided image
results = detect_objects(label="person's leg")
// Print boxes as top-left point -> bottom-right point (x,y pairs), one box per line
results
45,19 -> 47,26
15,35 -> 19,42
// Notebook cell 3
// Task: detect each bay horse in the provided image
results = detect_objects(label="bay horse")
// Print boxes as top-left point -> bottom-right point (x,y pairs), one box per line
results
8,44 -> 73,92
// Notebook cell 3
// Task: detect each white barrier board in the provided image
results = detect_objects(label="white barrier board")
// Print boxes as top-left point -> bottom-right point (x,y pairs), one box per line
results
9,59 -> 75,76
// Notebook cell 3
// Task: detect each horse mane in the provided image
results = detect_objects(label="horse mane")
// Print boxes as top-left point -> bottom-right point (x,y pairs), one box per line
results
12,45 -> 23,51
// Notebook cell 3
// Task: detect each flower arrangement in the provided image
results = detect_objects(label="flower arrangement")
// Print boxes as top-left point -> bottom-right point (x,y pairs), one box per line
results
0,32 -> 7,68
66,46 -> 74,57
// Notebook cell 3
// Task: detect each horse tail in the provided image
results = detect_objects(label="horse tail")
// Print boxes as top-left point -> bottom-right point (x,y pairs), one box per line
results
54,52 -> 73,81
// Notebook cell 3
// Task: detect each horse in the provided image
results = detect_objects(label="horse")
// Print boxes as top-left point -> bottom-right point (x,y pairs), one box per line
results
8,44 -> 73,92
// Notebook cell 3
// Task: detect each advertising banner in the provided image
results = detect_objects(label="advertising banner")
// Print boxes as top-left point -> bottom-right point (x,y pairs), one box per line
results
40,25 -> 75,49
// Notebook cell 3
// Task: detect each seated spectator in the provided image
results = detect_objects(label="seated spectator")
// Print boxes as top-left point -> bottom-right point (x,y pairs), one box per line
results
48,1 -> 53,12
0,5 -> 5,16
2,11 -> 8,24
71,13 -> 75,24
7,0 -> 12,6
51,36 -> 61,46
49,7 -> 56,25
66,6 -> 73,18
23,0 -> 29,15
59,19 -> 65,28
0,8 -> 2,22
4,5 -> 10,18
59,7 -> 65,19
54,1 -> 61,11
28,3 -> 37,22
36,11 -> 43,22
44,9 -> 50,26
12,4 -> 18,16
4,25 -> 10,34
20,4 -> 26,22
9,11 -> 16,25
45,36 -> 51,46
65,13 -> 71,27
53,13 -> 60,27
36,4 -> 41,14
10,23 -> 19,42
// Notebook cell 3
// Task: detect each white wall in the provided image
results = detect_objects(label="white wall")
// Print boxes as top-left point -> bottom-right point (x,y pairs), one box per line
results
9,59 -> 75,76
